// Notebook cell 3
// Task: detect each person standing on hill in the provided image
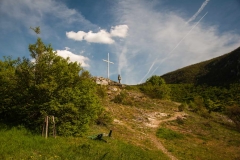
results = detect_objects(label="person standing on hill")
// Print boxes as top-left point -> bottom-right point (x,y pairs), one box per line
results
118,74 -> 121,83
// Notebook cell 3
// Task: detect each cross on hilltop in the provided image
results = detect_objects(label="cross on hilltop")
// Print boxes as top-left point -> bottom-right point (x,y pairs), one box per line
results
103,53 -> 114,79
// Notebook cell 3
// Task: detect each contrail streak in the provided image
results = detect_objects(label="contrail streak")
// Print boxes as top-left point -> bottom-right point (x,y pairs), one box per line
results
187,0 -> 210,23
139,12 -> 208,84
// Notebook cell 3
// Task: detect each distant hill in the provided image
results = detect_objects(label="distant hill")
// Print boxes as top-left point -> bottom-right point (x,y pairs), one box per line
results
161,46 -> 240,86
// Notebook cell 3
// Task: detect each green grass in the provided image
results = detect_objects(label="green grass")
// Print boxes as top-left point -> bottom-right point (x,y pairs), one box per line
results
156,112 -> 240,160
0,126 -> 169,160
156,128 -> 184,140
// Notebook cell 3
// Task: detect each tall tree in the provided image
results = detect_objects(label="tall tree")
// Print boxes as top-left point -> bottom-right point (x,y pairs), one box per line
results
1,27 -> 102,136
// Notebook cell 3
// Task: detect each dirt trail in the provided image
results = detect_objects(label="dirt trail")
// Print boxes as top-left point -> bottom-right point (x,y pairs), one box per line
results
149,134 -> 178,160
113,110 -> 186,160
145,112 -> 187,160
107,89 -> 186,160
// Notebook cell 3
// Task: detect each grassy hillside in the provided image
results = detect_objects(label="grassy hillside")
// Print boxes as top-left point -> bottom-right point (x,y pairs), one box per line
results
1,85 -> 240,160
161,46 -> 240,86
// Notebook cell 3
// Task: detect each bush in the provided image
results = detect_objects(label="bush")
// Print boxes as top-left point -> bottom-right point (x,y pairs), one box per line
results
96,86 -> 107,99
112,91 -> 127,104
95,110 -> 113,126
178,103 -> 187,112
176,116 -> 184,125
140,76 -> 171,99
112,91 -> 134,106
225,105 -> 240,130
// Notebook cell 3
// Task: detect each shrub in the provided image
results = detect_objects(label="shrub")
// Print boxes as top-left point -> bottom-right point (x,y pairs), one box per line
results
225,105 -> 240,130
140,76 -> 171,99
176,116 -> 184,125
112,91 -> 134,106
178,103 -> 187,112
95,110 -> 113,126
112,91 -> 127,104
96,86 -> 107,99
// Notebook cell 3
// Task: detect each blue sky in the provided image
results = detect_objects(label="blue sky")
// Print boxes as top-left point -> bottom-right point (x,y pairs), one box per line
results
1,0 -> 240,84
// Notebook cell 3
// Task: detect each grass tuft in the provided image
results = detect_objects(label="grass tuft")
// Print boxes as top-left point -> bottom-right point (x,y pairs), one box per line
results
156,127 -> 184,140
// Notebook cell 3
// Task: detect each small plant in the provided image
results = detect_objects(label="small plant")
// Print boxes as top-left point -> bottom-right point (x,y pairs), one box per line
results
95,110 -> 113,126
112,91 -> 134,106
112,91 -> 127,104
96,86 -> 107,99
225,105 -> 240,130
178,103 -> 187,112
176,116 -> 184,125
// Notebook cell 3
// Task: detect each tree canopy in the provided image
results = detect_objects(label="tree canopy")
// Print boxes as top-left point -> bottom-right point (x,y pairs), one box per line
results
0,28 -> 102,136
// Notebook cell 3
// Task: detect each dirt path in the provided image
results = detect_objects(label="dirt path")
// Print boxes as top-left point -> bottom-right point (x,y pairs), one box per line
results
149,134 -> 178,160
113,111 -> 187,160
144,112 -> 187,160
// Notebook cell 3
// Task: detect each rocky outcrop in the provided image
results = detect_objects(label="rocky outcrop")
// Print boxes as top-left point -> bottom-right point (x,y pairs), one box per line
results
93,77 -> 125,87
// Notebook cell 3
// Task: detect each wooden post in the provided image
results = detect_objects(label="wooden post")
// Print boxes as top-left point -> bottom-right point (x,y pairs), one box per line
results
52,116 -> 56,138
42,120 -> 45,137
108,130 -> 112,137
45,116 -> 48,139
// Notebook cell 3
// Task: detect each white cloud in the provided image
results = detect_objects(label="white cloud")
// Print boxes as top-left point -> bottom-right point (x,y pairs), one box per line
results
110,25 -> 129,38
66,25 -> 128,44
111,0 -> 240,84
84,30 -> 114,44
56,49 -> 89,67
66,31 -> 87,41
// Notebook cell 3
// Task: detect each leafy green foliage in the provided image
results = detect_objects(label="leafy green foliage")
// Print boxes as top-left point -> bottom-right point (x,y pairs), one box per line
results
112,91 -> 134,106
95,110 -> 113,126
0,57 -> 18,119
140,75 -> 170,99
0,29 -> 102,136
168,83 -> 240,114
178,103 -> 187,112
205,99 -> 223,113
96,85 -> 107,99
146,75 -> 166,86
225,105 -> 240,130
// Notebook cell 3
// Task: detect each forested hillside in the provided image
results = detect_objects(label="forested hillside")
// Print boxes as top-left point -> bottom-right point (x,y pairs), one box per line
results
161,46 -> 240,86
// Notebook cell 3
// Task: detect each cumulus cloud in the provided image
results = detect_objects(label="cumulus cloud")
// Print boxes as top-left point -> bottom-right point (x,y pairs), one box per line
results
66,25 -> 128,44
110,25 -> 129,38
84,30 -> 114,44
66,31 -> 87,41
56,49 -> 89,67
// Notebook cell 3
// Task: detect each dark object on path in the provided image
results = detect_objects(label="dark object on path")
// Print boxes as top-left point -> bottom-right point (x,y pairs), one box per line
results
108,130 -> 112,137
89,130 -> 113,143
95,134 -> 107,142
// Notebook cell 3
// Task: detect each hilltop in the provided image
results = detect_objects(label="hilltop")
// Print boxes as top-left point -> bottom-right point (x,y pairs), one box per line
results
161,46 -> 240,86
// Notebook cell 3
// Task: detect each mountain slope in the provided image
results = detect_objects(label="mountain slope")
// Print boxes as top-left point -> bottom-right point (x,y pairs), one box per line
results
161,46 -> 240,85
